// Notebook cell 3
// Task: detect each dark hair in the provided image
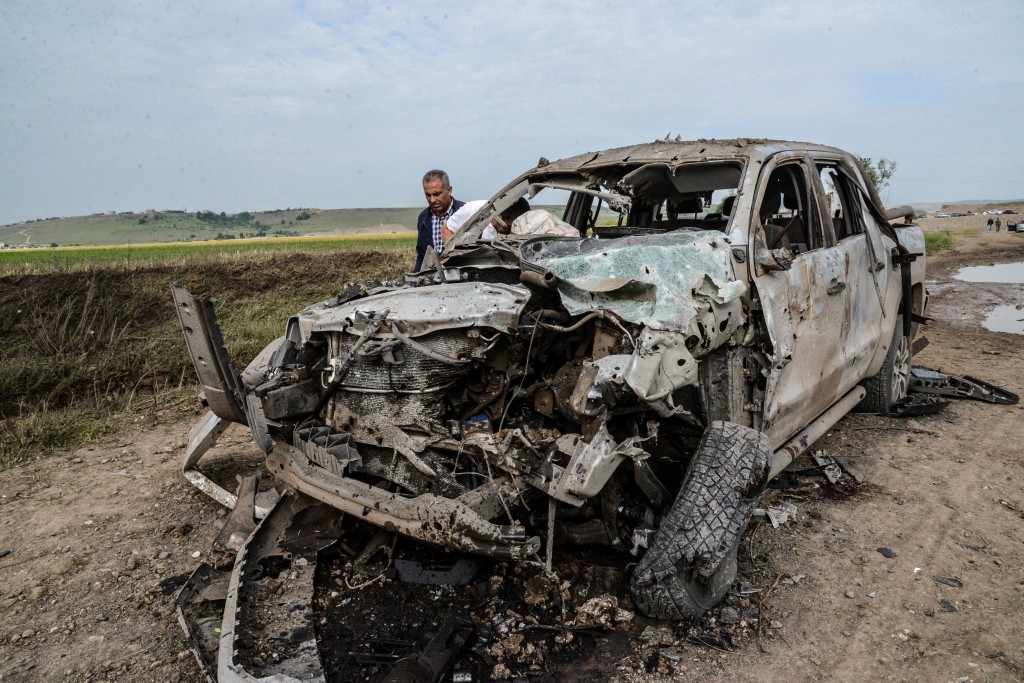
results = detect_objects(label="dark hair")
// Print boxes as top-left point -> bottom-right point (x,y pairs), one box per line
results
422,169 -> 451,188
501,197 -> 531,222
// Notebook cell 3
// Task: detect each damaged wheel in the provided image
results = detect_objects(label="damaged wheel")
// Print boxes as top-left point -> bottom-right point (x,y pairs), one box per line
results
858,314 -> 911,414
630,421 -> 772,619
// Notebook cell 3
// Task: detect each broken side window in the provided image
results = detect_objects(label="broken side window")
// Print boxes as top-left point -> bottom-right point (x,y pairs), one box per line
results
817,162 -> 865,242
755,163 -> 822,255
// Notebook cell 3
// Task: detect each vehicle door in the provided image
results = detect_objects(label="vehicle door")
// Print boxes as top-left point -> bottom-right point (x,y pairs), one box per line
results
812,156 -> 900,382
748,153 -> 851,447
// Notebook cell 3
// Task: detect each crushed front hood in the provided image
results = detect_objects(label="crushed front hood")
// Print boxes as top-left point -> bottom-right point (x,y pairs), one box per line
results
292,282 -> 532,340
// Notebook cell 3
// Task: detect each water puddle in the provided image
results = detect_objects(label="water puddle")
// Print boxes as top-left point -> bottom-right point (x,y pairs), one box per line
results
954,261 -> 1024,284
983,304 -> 1024,335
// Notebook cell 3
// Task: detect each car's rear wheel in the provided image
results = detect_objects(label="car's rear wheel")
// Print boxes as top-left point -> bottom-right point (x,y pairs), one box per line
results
858,315 -> 911,414
630,421 -> 772,619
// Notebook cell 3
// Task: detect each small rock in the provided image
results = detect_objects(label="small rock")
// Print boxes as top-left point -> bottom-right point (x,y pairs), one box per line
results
845,590 -> 856,599
191,551 -> 201,559
10,634 -> 20,644
770,620 -> 783,629
158,551 -> 171,560
867,592 -> 878,599
877,547 -> 897,559
126,556 -> 139,571
719,607 -> 741,625
96,613 -> 108,622
83,520 -> 94,526
21,629 -> 34,639
808,510 -> 823,520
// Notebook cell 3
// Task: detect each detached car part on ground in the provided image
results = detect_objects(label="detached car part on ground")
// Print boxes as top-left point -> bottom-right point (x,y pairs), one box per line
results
174,139 -> 927,640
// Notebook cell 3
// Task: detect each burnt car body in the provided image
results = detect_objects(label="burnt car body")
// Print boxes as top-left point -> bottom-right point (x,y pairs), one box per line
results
174,139 -> 926,628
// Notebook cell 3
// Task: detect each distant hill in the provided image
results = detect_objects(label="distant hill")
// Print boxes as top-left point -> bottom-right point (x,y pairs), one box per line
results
0,207 -> 421,248
0,205 -> 569,248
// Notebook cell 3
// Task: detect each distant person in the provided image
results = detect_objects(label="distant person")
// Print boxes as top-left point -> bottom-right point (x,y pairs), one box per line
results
414,170 -> 464,271
987,217 -> 994,231
995,217 -> 1002,232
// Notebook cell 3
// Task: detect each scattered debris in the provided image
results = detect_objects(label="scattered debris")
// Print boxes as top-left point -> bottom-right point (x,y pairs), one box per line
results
889,393 -> 949,417
834,456 -> 867,482
932,576 -> 963,588
753,502 -> 799,528
877,547 -> 897,559
909,366 -> 1019,405
811,451 -> 843,484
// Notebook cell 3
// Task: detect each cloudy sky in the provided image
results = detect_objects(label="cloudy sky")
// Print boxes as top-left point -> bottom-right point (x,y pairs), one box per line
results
1,0 -> 1022,224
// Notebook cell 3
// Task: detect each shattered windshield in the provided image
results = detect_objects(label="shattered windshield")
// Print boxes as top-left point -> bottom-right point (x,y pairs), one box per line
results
444,159 -> 745,251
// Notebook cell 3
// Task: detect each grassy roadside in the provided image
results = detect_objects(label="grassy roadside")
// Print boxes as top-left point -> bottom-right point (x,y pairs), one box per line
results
924,230 -> 954,251
0,233 -> 415,275
0,248 -> 407,469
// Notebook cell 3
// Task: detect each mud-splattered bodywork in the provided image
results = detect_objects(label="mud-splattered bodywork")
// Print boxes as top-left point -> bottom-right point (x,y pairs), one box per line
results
174,137 -> 926,586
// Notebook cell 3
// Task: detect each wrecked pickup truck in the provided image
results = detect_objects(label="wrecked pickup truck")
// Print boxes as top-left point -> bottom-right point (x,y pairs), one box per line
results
173,138 -> 926,629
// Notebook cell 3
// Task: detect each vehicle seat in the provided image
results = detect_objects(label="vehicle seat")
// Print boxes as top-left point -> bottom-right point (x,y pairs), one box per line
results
722,195 -> 736,217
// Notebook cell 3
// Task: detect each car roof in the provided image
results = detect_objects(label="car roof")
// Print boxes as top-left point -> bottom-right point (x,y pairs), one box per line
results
534,138 -> 851,174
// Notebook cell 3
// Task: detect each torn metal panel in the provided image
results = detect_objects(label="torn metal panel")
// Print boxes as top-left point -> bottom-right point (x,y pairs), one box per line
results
909,366 -> 1019,405
217,494 -> 344,683
267,444 -> 541,560
182,411 -> 279,518
549,423 -> 646,506
172,284 -> 247,424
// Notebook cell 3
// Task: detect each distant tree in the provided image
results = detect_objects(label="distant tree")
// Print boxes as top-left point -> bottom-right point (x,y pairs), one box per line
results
296,211 -> 312,221
281,219 -> 286,225
858,157 -> 898,190
138,217 -> 147,224
49,242 -> 58,248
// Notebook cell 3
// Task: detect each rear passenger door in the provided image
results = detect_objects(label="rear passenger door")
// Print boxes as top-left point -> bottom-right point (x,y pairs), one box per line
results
749,153 -> 851,446
813,156 -> 895,378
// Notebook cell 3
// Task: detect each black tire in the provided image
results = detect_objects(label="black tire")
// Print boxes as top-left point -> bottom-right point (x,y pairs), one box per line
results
857,315 -> 911,414
630,421 -> 772,620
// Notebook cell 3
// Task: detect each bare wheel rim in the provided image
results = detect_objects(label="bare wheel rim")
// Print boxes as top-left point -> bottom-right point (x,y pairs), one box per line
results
890,334 -> 911,403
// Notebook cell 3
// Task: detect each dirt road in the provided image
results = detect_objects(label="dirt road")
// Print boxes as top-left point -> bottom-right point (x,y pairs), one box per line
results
1,231 -> 1022,683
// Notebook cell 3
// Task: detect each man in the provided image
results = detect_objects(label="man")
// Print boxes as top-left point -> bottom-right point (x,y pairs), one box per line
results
414,170 -> 464,271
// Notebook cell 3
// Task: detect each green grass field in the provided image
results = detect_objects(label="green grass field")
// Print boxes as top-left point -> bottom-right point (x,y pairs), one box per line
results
0,233 -> 416,274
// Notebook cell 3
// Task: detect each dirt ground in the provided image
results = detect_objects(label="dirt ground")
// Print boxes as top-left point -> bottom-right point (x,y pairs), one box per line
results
1,230 -> 1022,683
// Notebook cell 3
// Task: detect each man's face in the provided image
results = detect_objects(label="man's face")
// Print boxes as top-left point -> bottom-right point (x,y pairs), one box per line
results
423,178 -> 453,215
